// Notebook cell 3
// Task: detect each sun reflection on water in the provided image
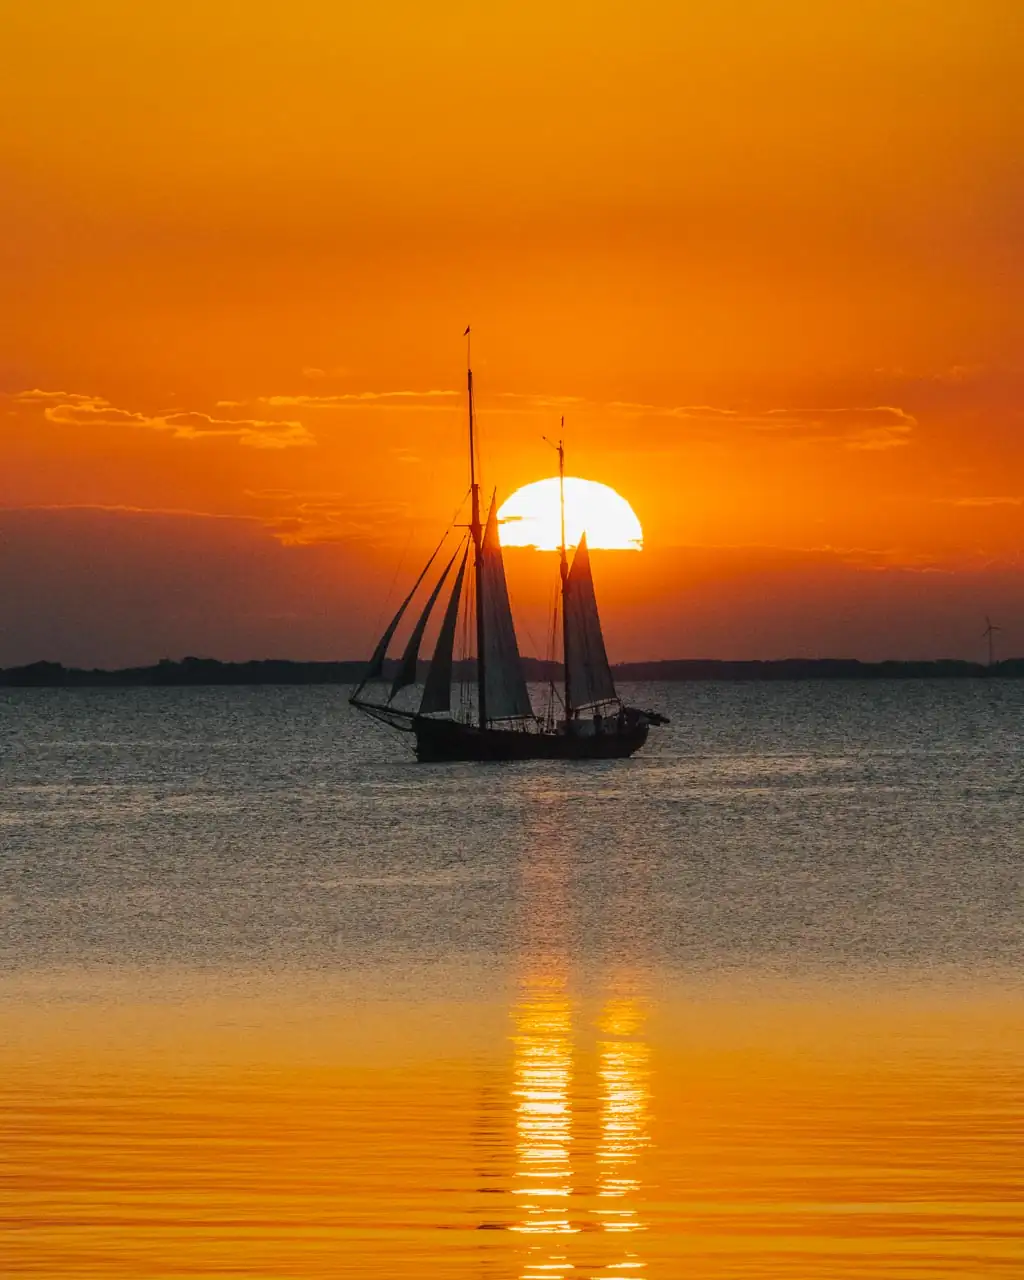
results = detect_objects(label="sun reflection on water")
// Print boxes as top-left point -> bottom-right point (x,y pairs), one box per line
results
509,820 -> 654,1278
595,997 -> 651,1237
511,972 -> 577,1243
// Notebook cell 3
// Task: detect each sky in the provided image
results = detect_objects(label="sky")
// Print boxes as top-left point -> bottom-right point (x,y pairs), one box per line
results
2,1 -> 1023,666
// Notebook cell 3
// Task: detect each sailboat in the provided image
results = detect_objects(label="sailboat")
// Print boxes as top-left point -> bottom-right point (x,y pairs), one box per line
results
349,347 -> 668,762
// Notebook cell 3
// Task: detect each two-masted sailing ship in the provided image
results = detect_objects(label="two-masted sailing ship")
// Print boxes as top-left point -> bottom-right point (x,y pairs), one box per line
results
349,350 -> 668,762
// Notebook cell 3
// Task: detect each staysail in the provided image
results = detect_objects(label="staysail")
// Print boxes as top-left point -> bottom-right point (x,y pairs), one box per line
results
480,498 -> 533,720
354,535 -> 446,697
564,532 -> 617,708
389,544 -> 462,701
419,544 -> 469,715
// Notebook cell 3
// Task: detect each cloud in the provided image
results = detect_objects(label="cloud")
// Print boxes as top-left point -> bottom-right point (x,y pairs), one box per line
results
877,363 -> 987,385
0,496 -> 401,549
257,390 -> 458,409
608,400 -> 738,419
2,493 -> 412,550
843,426 -> 914,451
641,402 -> 915,449
491,391 -> 914,449
12,385 -> 914,454
760,406 -> 913,426
301,365 -> 351,379
244,488 -> 415,545
13,390 -> 313,449
498,392 -> 586,409
757,406 -> 915,451
0,502 -> 260,522
935,496 -> 1024,508
935,364 -> 986,385
263,506 -> 411,546
15,389 -> 97,405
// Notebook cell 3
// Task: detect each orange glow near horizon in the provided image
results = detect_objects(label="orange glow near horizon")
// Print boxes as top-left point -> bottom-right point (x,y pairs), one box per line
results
1,2 -> 1022,664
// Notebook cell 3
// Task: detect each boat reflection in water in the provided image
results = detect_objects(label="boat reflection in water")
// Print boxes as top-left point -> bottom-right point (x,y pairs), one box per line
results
509,832 -> 652,1278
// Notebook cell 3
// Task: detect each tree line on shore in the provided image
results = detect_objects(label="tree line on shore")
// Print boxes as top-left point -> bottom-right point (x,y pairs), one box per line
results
1,655 -> 1020,687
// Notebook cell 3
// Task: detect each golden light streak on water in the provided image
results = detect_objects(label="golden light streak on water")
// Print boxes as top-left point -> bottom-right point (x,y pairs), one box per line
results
511,973 -> 576,1242
590,992 -> 652,1277
511,827 -> 582,1279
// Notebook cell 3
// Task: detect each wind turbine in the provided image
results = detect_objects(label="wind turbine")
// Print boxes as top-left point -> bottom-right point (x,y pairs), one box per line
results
982,615 -> 1001,668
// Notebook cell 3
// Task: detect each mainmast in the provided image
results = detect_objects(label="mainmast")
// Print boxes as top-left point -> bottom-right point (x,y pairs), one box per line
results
466,327 -> 487,727
557,421 -> 571,718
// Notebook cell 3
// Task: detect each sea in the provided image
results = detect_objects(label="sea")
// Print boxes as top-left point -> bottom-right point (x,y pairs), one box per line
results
2,681 -> 1022,1278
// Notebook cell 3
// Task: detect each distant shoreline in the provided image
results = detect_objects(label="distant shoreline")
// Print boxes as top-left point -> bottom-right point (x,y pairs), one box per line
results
2,656 -> 1020,688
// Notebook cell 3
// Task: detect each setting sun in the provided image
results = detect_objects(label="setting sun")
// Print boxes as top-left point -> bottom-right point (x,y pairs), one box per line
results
497,478 -> 643,551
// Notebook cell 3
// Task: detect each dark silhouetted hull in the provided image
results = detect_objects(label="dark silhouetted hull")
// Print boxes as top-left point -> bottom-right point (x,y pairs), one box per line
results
412,716 -> 648,762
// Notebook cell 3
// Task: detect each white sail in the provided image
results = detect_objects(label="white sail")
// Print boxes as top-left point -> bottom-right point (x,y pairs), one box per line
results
480,498 -> 533,720
354,536 -> 446,696
389,545 -> 460,701
565,533 -> 617,709
419,545 -> 468,715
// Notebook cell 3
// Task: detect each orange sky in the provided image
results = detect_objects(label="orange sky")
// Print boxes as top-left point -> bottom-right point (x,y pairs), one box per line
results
2,1 -> 1022,665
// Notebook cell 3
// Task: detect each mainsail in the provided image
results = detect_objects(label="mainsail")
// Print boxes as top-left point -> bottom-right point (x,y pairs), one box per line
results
480,498 -> 534,720
389,544 -> 461,701
564,532 -> 617,709
419,544 -> 469,715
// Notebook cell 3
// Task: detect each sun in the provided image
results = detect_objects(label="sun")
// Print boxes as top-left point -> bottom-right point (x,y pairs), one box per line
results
497,477 -> 643,550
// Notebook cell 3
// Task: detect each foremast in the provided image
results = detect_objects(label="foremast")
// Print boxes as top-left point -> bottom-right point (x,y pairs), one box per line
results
556,432 -> 620,716
556,423 -> 571,718
466,328 -> 487,727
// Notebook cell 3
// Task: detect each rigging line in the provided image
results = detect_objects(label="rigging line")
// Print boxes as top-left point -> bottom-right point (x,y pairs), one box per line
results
547,576 -> 560,660
498,569 -> 546,666
471,379 -> 483,501
546,578 -> 564,714
361,525 -> 414,665
458,553 -> 473,719
516,613 -> 546,671
367,504 -> 464,657
449,486 -> 472,530
492,524 -> 545,699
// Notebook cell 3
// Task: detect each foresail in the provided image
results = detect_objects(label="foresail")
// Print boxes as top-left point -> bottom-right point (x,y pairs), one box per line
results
420,545 -> 469,715
480,498 -> 533,720
354,535 -> 446,697
389,544 -> 461,701
565,533 -> 617,708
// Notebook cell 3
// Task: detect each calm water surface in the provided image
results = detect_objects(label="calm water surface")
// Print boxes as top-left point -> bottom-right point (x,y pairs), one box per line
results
2,682 -> 1022,1277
